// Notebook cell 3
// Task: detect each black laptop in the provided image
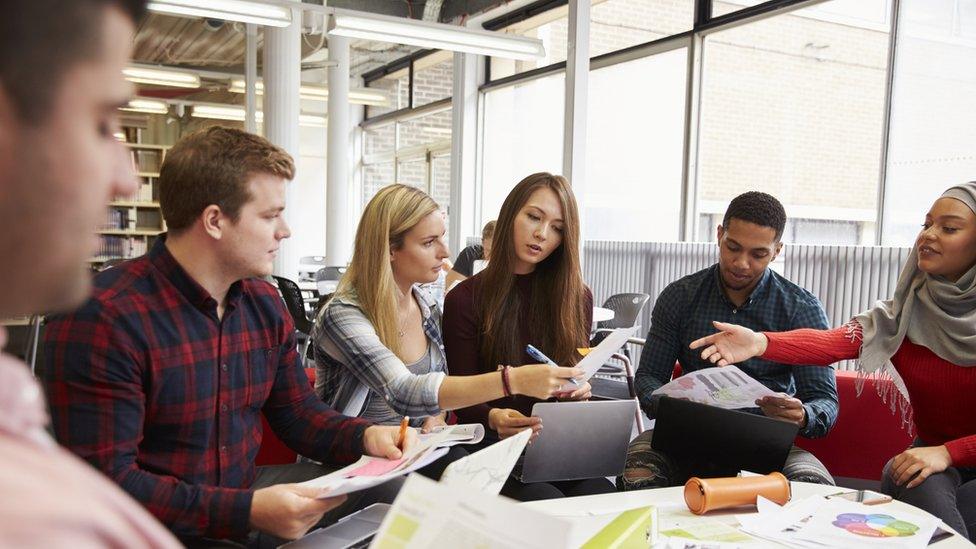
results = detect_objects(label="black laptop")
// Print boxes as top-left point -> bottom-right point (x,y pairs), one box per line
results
651,396 -> 799,477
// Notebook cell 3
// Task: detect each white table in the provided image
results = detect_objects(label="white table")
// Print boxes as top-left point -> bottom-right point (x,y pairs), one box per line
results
523,482 -> 972,547
593,306 -> 615,323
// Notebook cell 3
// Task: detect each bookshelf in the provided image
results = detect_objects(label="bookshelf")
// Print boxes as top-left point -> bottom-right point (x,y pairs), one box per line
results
92,143 -> 169,268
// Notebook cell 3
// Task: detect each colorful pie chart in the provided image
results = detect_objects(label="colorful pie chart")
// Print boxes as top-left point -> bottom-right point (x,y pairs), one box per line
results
832,513 -> 919,538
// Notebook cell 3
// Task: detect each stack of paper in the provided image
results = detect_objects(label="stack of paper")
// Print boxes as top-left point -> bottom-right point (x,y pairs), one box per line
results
299,423 -> 479,498
369,474 -> 571,549
418,423 -> 485,447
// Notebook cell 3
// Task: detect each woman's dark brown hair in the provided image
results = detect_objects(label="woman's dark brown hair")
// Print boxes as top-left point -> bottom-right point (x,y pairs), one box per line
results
477,172 -> 589,368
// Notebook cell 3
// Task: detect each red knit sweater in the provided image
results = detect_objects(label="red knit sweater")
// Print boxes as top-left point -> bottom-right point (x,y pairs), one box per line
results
764,324 -> 976,467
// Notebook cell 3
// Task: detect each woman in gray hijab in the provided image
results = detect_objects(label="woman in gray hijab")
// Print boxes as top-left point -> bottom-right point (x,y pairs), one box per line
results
689,181 -> 976,540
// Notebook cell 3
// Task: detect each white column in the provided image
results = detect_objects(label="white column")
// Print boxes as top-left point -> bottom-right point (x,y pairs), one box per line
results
563,0 -> 590,185
563,0 -> 590,257
244,23 -> 258,134
448,52 -> 482,256
325,33 -> 353,267
263,1 -> 301,278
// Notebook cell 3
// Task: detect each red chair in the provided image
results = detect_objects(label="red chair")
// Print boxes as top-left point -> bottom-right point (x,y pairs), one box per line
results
795,370 -> 912,480
255,368 -> 317,466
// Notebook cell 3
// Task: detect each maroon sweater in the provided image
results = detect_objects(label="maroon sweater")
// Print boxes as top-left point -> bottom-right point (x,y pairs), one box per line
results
765,322 -> 976,467
442,271 -> 592,429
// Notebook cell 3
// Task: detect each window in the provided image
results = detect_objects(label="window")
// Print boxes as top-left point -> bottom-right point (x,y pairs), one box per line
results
413,52 -> 454,108
489,7 -> 569,80
365,73 -> 408,116
397,157 -> 427,190
589,0 -> 694,58
712,0 -> 766,18
481,72 -> 566,223
696,0 -> 891,245
882,0 -> 976,244
584,48 -> 688,241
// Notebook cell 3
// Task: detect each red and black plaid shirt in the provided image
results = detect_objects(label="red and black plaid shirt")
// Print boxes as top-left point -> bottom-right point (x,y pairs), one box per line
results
41,237 -> 370,540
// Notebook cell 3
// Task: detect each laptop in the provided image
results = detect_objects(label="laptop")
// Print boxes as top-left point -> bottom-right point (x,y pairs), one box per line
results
516,400 -> 636,483
651,396 -> 799,477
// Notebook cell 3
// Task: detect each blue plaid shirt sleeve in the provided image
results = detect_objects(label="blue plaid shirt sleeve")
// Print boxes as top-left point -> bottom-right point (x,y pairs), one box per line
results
634,286 -> 683,418
788,297 -> 839,439
318,301 -> 445,417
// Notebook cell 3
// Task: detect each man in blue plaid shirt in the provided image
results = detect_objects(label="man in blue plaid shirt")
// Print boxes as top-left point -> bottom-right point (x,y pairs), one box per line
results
620,192 -> 838,490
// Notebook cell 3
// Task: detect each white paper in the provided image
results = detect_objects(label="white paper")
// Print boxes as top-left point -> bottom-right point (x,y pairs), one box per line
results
418,423 -> 485,447
440,429 -> 530,495
559,327 -> 635,391
299,447 -> 449,498
369,474 -> 570,549
739,495 -> 940,549
651,365 -> 779,409
656,537 -> 747,549
794,498 -> 939,549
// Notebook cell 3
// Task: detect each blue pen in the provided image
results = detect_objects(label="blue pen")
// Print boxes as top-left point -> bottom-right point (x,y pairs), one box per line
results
526,344 -> 579,386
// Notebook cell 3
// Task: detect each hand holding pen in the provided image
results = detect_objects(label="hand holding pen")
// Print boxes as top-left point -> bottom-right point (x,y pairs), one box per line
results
492,345 -> 581,400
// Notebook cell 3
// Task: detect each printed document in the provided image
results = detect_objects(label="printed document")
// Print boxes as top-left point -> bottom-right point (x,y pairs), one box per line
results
369,474 -> 570,549
651,365 -> 779,409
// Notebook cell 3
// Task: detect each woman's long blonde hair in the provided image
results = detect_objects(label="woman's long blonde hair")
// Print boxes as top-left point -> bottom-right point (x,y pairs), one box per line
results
334,184 -> 439,359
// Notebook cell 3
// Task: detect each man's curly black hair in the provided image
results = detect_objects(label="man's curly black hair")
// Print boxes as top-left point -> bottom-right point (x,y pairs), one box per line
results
722,191 -> 787,241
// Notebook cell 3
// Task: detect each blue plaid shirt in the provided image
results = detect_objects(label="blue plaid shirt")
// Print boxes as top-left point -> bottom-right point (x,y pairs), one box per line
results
635,264 -> 838,438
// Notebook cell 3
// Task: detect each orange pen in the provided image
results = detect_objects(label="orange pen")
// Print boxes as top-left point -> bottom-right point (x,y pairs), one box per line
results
396,416 -> 410,450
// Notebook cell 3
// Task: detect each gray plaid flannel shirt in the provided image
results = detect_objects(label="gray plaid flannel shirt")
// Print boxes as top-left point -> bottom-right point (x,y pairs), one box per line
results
312,286 -> 446,425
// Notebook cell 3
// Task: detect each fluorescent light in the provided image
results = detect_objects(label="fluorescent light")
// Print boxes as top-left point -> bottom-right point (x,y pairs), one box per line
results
329,11 -> 545,61
120,99 -> 169,115
298,114 -> 328,127
190,105 -> 247,122
124,66 -> 200,88
228,79 -> 389,106
190,105 -> 326,127
147,0 -> 291,27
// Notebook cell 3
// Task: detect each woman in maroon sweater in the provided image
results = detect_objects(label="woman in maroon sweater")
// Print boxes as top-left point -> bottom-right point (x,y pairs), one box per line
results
443,172 -> 616,501
690,182 -> 976,540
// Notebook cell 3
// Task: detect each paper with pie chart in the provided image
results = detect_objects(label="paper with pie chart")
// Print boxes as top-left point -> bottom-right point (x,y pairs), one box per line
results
652,365 -> 779,409
794,499 -> 939,549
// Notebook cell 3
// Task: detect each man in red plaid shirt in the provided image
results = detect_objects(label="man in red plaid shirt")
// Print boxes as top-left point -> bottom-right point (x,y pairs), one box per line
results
41,126 -> 415,547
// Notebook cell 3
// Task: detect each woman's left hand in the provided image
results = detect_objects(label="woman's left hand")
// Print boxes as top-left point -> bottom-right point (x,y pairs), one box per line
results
554,381 -> 591,401
421,414 -> 449,434
890,445 -> 952,488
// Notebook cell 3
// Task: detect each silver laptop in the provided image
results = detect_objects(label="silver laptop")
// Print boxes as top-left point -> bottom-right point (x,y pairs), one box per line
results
517,400 -> 636,483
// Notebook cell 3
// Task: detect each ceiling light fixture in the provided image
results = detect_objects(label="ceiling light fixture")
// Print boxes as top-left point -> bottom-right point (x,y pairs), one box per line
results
190,105 -> 326,127
328,10 -> 545,60
120,99 -> 170,115
228,79 -> 389,106
123,66 -> 201,89
146,0 -> 292,27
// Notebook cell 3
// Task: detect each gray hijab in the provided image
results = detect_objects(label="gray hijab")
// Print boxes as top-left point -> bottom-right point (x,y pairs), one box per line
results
855,181 -> 976,404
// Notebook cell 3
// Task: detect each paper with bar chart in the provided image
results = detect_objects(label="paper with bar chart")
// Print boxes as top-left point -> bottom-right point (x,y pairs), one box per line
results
651,365 -> 779,410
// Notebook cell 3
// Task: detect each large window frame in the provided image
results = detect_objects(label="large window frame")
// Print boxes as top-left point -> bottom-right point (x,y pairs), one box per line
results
360,99 -> 453,206
360,0 -> 908,245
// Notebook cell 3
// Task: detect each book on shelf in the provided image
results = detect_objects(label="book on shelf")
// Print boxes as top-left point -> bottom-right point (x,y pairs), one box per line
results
130,148 -> 162,173
101,208 -> 131,231
96,236 -> 148,259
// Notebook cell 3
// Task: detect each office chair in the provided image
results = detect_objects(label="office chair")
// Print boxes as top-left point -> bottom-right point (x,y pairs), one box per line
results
273,276 -> 314,360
